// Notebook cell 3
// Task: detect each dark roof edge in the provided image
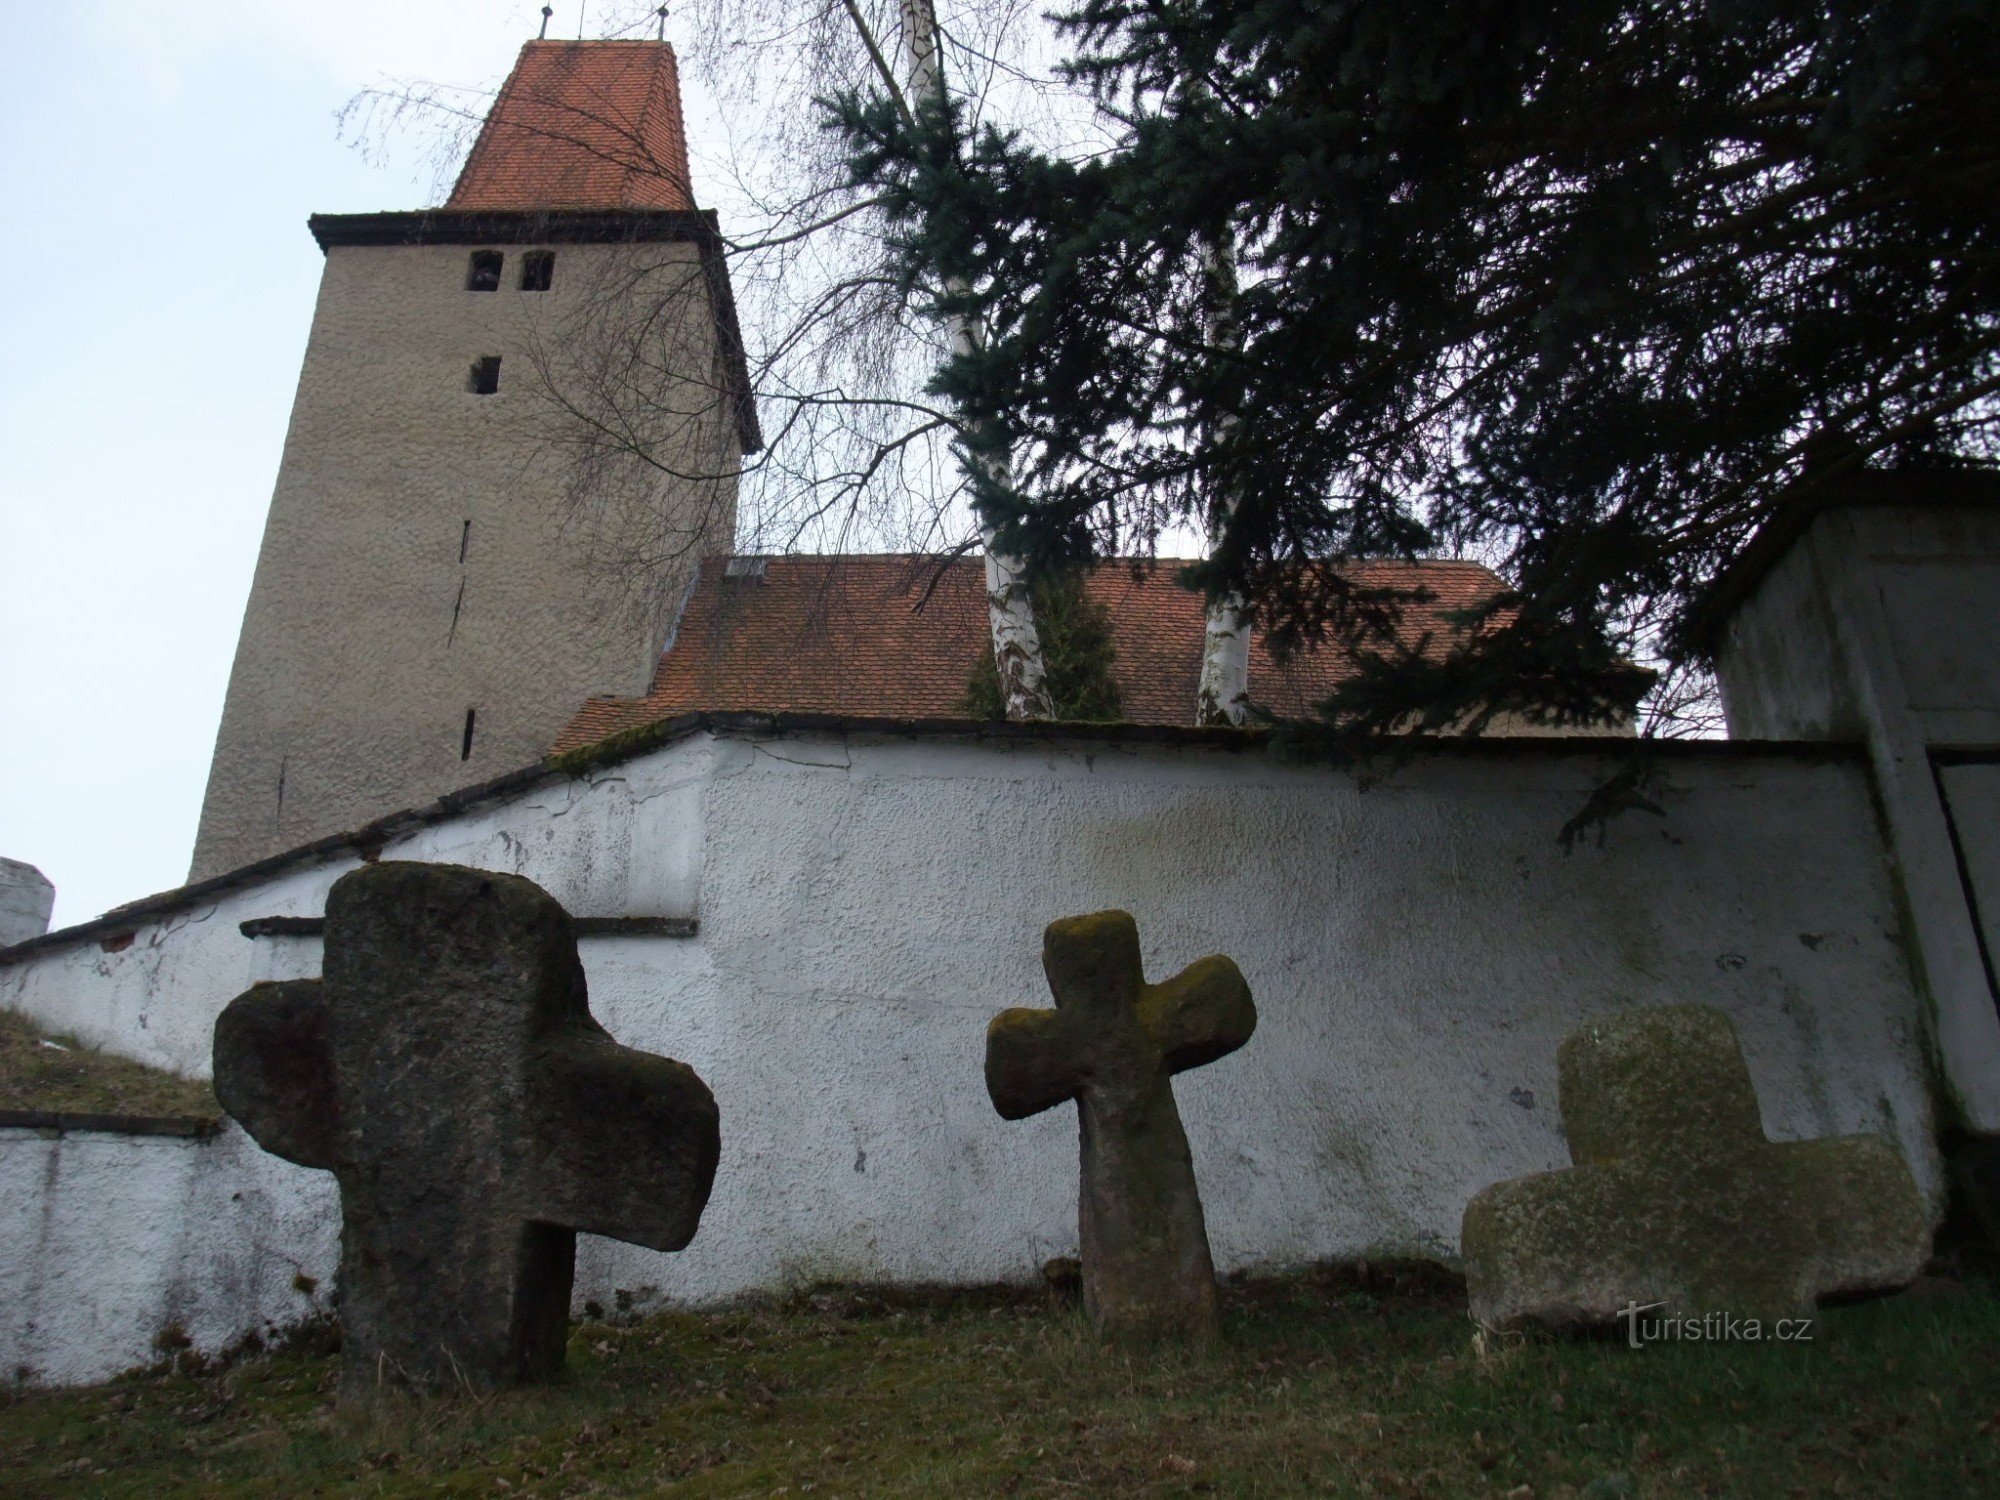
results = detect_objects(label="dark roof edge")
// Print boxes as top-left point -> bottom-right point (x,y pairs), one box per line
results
1685,469 -> 2000,655
0,758 -> 570,968
0,1110 -> 223,1140
0,713 -> 1864,970
549,711 -> 1863,783
308,207 -> 718,249
691,222 -> 763,454
306,209 -> 761,455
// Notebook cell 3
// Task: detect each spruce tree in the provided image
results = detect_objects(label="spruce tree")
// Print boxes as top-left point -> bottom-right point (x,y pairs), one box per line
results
837,0 -> 2000,734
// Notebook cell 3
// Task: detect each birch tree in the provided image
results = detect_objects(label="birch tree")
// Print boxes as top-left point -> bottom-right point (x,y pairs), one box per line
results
1188,87 -> 1250,728
886,0 -> 1050,716
348,1 -> 1072,716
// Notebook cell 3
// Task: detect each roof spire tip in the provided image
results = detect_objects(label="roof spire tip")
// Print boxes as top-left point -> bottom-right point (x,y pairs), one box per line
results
656,5 -> 670,41
538,6 -> 552,40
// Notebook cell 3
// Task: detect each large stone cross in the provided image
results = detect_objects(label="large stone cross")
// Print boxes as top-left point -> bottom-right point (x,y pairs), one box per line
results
1462,1004 -> 1929,1331
214,862 -> 720,1394
985,910 -> 1255,1342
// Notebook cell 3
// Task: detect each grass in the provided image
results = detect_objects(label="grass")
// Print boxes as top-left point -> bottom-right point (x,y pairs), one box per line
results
2,1264 -> 1995,1498
0,1008 -> 217,1119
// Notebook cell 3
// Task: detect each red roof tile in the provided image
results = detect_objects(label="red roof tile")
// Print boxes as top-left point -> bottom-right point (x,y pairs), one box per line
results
551,555 -> 1507,752
448,41 -> 694,211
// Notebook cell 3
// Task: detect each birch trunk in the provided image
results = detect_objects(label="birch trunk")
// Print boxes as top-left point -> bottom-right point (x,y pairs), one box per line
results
896,0 -> 1053,719
1195,565 -> 1252,725
1193,232 -> 1252,726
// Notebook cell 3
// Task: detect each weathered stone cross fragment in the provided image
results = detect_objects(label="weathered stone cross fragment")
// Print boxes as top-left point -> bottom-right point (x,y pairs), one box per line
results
985,910 -> 1256,1343
213,861 -> 720,1395
1461,1004 -> 1929,1331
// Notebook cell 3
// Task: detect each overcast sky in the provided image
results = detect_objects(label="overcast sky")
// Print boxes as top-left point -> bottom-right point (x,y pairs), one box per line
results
0,2 -> 723,928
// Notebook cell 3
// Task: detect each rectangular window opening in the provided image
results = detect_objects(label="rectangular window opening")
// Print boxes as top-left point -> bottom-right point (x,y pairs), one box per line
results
468,356 -> 502,395
458,519 -> 472,564
466,251 -> 503,292
519,250 -> 555,292
461,709 -> 477,761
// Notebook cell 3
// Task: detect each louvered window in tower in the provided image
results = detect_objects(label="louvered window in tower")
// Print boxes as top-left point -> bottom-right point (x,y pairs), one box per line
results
466,251 -> 503,291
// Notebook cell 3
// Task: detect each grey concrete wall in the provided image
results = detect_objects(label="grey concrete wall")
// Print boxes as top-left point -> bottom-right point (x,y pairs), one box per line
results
1714,490 -> 2000,1129
190,237 -> 741,881
1717,500 -> 2000,744
0,859 -> 54,948
1713,534 -> 1861,742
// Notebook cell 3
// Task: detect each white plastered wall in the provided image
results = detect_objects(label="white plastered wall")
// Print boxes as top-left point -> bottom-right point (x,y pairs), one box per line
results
0,1126 -> 338,1387
0,728 -> 1941,1382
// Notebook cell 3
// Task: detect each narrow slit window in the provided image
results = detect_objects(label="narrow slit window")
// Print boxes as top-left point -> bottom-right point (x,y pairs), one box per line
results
468,356 -> 501,395
458,519 -> 472,564
466,251 -> 503,291
461,709 -> 477,761
519,250 -> 555,292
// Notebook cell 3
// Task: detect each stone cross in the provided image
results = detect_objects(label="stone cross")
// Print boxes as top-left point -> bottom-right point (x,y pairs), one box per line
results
1461,1003 -> 1929,1331
985,910 -> 1256,1342
213,861 -> 720,1395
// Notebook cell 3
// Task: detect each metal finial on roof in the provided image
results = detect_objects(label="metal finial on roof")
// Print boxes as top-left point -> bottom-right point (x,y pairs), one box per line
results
539,6 -> 553,39
657,5 -> 670,40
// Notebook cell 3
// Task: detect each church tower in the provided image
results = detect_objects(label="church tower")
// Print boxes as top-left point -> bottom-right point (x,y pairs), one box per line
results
191,41 -> 757,880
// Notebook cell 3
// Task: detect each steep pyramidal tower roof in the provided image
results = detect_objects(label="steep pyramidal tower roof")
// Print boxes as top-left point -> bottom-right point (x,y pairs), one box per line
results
448,40 -> 694,211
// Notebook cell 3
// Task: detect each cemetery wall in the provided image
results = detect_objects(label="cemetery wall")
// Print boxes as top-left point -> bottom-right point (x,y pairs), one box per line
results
0,1120 -> 337,1386
0,722 -> 1941,1382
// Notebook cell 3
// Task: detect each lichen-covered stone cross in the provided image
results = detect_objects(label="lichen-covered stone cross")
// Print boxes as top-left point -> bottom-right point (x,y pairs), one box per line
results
1461,1004 -> 1929,1331
214,861 -> 720,1395
985,910 -> 1255,1342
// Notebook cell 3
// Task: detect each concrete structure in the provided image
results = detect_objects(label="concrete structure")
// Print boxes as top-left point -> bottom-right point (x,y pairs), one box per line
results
190,41 -> 756,880
1,717 -> 1942,1384
0,859 -> 54,948
1706,472 -> 2000,1131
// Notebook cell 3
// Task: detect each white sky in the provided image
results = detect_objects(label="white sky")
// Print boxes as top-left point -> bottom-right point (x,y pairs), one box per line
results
0,2 -> 724,928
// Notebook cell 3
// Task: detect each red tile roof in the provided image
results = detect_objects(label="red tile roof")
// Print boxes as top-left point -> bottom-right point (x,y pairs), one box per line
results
448,41 -> 694,212
552,555 -> 1507,751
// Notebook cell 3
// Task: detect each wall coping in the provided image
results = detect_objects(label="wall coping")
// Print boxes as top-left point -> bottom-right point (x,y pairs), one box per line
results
0,713 -> 1863,970
0,1109 -> 223,1140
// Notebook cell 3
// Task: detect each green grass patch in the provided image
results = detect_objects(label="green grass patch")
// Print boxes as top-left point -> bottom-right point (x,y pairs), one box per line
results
0,1008 -> 216,1120
3,1265 -> 1994,1497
